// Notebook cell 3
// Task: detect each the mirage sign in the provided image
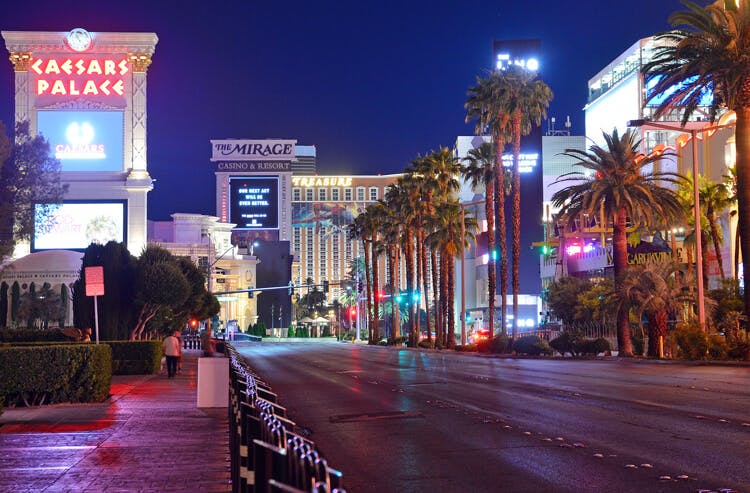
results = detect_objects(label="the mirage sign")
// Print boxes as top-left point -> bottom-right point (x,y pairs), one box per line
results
211,139 -> 296,161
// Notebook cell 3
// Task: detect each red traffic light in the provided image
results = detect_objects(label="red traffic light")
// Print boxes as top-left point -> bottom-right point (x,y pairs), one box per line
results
350,307 -> 356,316
189,318 -> 198,328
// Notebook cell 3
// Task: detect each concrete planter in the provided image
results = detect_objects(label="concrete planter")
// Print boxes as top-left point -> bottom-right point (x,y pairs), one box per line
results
197,357 -> 228,408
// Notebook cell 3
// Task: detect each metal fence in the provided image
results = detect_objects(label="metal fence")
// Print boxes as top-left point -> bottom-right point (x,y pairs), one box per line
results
226,344 -> 346,493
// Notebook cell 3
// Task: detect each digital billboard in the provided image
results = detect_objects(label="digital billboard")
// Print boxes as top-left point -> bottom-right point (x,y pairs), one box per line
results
645,75 -> 713,108
37,110 -> 124,172
229,177 -> 279,230
33,201 -> 126,251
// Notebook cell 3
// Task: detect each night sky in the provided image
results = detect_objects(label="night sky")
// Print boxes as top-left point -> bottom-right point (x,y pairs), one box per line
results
1,1 -> 683,293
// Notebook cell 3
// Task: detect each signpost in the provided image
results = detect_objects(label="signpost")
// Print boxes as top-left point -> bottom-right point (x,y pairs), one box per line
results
84,266 -> 104,344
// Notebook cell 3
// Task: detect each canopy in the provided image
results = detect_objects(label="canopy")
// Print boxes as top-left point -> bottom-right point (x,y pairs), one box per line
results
314,316 -> 329,324
299,317 -> 314,323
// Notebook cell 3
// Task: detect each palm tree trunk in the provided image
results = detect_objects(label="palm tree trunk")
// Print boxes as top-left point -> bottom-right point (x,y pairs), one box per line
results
700,231 -> 710,292
363,241 -> 373,344
440,252 -> 449,347
389,244 -> 399,339
404,234 -> 416,346
431,248 -> 441,345
648,309 -> 668,358
371,234 -> 380,343
735,105 -> 750,320
447,251 -> 456,349
415,229 -> 424,340
613,208 -> 633,356
422,238 -> 432,342
707,211 -> 726,280
485,178 -> 496,338
511,112 -> 522,343
496,154 -> 509,338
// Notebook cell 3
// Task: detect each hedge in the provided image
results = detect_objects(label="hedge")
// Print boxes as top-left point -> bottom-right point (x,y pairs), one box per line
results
0,344 -> 112,406
0,328 -> 69,343
107,341 -> 162,375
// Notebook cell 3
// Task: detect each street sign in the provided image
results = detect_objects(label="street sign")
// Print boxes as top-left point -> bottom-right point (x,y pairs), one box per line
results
85,266 -> 105,296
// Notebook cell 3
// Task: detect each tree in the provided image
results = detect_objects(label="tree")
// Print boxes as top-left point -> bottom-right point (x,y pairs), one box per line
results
552,129 -> 685,356
619,260 -> 699,358
546,276 -> 591,327
700,178 -> 734,280
0,282 -> 7,328
130,246 -> 190,340
502,66 -> 553,342
466,72 -> 511,338
642,0 -> 750,319
0,121 -> 67,259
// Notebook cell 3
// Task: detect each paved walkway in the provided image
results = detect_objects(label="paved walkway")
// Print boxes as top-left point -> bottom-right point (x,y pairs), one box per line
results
0,350 -> 231,492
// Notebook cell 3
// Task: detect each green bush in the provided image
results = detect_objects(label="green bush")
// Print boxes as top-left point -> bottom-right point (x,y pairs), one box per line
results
287,325 -> 296,338
574,337 -> 612,356
728,339 -> 750,360
513,335 -> 552,356
477,335 -> 509,354
631,330 -> 645,356
550,332 -> 575,355
297,326 -> 309,338
0,328 -> 69,343
0,344 -> 111,406
454,344 -> 477,352
670,324 -> 708,360
417,340 -> 435,349
708,334 -> 728,360
107,341 -> 162,375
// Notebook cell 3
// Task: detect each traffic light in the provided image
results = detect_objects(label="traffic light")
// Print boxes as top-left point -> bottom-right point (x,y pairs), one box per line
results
412,291 -> 421,302
189,318 -> 198,329
323,280 -> 329,293
288,281 -> 294,296
248,286 -> 254,299
350,307 -> 356,316
491,249 -> 498,261
395,294 -> 403,303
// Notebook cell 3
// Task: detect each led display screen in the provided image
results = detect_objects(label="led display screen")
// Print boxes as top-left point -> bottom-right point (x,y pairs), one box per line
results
229,177 -> 279,229
33,201 -> 126,251
37,110 -> 124,172
645,75 -> 713,108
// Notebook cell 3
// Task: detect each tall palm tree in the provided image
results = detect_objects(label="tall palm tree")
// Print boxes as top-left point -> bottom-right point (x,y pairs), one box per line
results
462,142 -> 497,334
394,174 -> 420,346
619,259 -> 699,358
499,65 -> 553,342
381,188 -> 403,338
700,178 -> 734,280
642,0 -> 750,318
427,202 -> 478,348
466,71 -> 512,337
552,129 -> 685,357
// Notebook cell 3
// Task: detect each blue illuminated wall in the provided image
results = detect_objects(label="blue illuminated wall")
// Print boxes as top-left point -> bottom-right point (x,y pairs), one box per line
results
37,110 -> 124,172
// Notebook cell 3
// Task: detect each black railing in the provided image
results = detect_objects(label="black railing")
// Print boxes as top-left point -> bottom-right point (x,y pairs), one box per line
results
227,344 -> 346,493
183,332 -> 203,350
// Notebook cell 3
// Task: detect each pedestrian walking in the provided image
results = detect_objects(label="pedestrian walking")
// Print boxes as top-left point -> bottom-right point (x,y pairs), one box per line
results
162,329 -> 182,378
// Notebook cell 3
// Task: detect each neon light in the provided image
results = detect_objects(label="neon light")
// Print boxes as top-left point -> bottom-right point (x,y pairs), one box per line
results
566,245 -> 581,256
32,57 -> 128,97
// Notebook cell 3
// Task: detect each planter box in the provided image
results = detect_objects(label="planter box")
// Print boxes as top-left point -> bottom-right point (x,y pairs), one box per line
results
197,357 -> 228,408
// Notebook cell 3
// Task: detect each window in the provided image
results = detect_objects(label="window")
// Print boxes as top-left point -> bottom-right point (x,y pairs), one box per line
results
318,188 -> 327,201
369,187 -> 378,201
344,188 -> 353,201
306,228 -> 314,276
292,188 -> 301,201
305,188 -> 314,201
332,232 -> 340,282
293,228 -> 301,255
331,188 -> 340,201
319,228 -> 327,278
356,187 -> 366,201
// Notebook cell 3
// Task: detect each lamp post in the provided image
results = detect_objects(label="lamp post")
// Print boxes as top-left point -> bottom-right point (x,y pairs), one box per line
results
627,119 -> 736,329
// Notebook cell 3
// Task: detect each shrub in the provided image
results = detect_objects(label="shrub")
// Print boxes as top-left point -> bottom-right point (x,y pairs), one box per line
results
0,328 -> 69,343
513,335 -> 552,356
631,330 -> 645,356
550,332 -> 575,355
574,337 -> 611,356
728,339 -> 750,360
670,323 -> 708,360
477,335 -> 509,354
0,344 -> 111,406
418,340 -> 435,349
707,334 -> 728,360
297,326 -> 309,338
287,325 -> 296,338
454,344 -> 477,352
107,341 -> 162,375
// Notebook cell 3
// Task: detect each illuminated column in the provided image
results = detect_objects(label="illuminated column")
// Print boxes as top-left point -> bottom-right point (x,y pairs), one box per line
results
128,53 -> 152,174
8,52 -> 31,125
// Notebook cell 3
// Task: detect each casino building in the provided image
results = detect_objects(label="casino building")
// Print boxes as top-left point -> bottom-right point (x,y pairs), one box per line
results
1,28 -> 157,328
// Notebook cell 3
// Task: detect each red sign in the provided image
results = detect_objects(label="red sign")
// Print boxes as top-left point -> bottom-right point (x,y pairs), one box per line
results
31,57 -> 129,97
85,266 -> 105,297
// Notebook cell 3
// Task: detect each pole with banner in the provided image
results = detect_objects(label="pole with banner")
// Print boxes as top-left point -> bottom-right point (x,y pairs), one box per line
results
84,266 -> 105,344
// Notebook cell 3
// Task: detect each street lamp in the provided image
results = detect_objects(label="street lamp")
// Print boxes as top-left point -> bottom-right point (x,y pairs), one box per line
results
627,119 -> 736,329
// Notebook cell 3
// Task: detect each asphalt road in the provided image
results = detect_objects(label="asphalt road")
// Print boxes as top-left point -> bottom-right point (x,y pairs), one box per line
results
235,342 -> 750,493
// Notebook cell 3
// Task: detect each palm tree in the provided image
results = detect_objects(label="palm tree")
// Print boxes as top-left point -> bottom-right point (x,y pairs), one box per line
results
619,259 -> 699,358
642,0 -> 750,318
552,129 -> 685,357
427,202 -> 478,348
500,66 -> 553,342
700,178 -> 734,280
466,71 -> 512,337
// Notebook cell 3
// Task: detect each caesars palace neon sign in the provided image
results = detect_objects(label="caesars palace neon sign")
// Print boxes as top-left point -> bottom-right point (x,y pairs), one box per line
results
31,57 -> 129,96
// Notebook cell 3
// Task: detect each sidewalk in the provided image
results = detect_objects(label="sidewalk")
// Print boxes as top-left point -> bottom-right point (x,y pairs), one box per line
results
0,350 -> 231,492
